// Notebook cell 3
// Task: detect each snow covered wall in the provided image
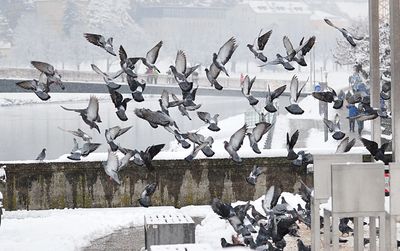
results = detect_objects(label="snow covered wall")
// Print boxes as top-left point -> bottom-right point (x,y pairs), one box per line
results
0,157 -> 311,210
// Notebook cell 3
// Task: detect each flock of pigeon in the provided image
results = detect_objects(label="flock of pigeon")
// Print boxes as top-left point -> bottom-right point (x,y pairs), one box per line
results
13,18 -> 391,249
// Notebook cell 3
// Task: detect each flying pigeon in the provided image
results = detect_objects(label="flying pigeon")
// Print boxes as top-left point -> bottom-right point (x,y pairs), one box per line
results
119,45 -> 139,78
31,61 -> 65,90
158,90 -> 184,115
135,144 -> 165,171
265,84 -> 286,113
58,127 -> 92,142
361,137 -> 390,164
241,75 -> 259,106
292,36 -> 316,66
135,108 -> 179,130
247,29 -> 272,62
246,165 -> 263,185
15,74 -> 51,101
170,93 -> 192,120
262,185 -> 282,214
323,114 -> 345,140
247,122 -> 272,154
91,64 -> 122,90
324,18 -> 364,47
133,41 -> 163,73
224,124 -> 247,163
205,37 -> 238,90
292,150 -> 313,168
102,150 -> 121,185
105,126 -> 132,151
261,53 -> 295,71
61,96 -> 101,133
127,75 -> 146,102
169,50 -> 199,91
183,134 -> 215,162
36,148 -> 46,161
109,88 -> 131,121
68,140 -> 101,161
286,130 -> 299,160
336,137 -> 356,153
83,33 -> 116,56
285,75 -> 305,115
197,111 -> 220,132
138,183 -> 157,207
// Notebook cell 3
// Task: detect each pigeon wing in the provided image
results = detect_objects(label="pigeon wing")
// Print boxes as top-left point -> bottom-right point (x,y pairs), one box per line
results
86,96 -> 100,122
146,41 -> 163,64
288,130 -> 299,150
241,75 -> 250,95
324,18 -> 341,30
283,36 -> 295,59
91,64 -> 108,79
257,29 -> 273,51
106,150 -> 120,173
175,50 -> 187,74
209,63 -> 221,79
31,61 -> 55,75
361,137 -> 379,156
197,111 -> 211,123
252,122 -> 272,142
301,36 -> 316,55
271,85 -> 286,100
323,118 -> 336,132
83,33 -> 104,47
16,80 -> 37,91
344,138 -> 356,152
119,45 -> 128,62
290,75 -> 299,103
229,124 -> 248,151
336,137 -> 349,153
110,90 -> 123,107
217,37 -> 238,65
146,144 -> 165,160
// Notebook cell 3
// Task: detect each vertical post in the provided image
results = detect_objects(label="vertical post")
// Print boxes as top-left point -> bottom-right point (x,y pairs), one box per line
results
370,0 -> 381,145
390,0 -> 400,161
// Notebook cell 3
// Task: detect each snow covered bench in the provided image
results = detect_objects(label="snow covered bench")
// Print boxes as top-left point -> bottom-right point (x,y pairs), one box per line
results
149,244 -> 213,251
144,212 -> 195,250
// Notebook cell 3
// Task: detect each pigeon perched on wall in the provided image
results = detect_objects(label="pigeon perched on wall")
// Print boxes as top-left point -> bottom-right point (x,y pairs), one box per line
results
83,33 -> 116,56
36,148 -> 46,161
324,18 -> 364,47
246,165 -> 263,185
105,126 -> 132,152
265,84 -> 286,113
139,183 -> 157,207
31,61 -> 65,90
247,122 -> 272,154
197,111 -> 220,132
241,75 -> 259,106
58,127 -> 92,142
336,137 -> 356,153
323,114 -> 345,140
286,130 -> 299,160
285,75 -> 306,115
108,88 -> 131,121
102,150 -> 122,185
361,137 -> 390,164
247,29 -> 272,62
16,74 -> 51,101
91,64 -> 122,90
224,124 -> 247,163
61,96 -> 102,133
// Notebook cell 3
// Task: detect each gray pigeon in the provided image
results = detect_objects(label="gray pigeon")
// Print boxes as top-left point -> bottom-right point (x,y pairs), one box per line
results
102,150 -> 121,185
135,108 -> 179,130
324,19 -> 364,47
138,183 -> 157,207
265,84 -> 286,113
336,137 -> 356,153
127,75 -> 146,102
91,63 -> 122,90
169,50 -> 198,91
286,130 -> 299,160
133,41 -> 163,73
36,148 -> 46,161
261,53 -> 294,71
105,126 -> 132,152
247,122 -> 272,154
61,96 -> 101,133
31,61 -> 65,90
323,114 -> 345,140
247,29 -> 272,62
246,165 -> 262,185
58,127 -> 92,142
16,73 -> 50,101
84,33 -> 116,56
241,75 -> 259,106
68,141 -> 101,161
119,45 -> 139,78
285,75 -> 305,115
282,36 -> 315,66
183,133 -> 215,161
159,90 -> 184,115
109,88 -> 131,121
197,111 -> 220,132
224,124 -> 248,163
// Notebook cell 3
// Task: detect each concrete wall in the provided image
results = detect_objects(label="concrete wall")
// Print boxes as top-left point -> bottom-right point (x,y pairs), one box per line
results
0,157 -> 312,211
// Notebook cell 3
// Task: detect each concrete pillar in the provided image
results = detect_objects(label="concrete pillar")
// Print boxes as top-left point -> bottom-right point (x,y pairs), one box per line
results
369,0 -> 381,145
390,0 -> 400,161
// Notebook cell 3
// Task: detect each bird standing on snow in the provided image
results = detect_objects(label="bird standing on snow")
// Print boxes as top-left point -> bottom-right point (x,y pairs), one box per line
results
83,33 -> 116,56
36,148 -> 46,161
139,183 -> 157,207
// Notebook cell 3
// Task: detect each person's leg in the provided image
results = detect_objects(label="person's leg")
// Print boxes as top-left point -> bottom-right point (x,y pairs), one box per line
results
350,119 -> 355,132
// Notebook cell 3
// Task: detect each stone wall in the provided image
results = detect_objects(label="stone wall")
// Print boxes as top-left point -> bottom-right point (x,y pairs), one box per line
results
0,157 -> 312,211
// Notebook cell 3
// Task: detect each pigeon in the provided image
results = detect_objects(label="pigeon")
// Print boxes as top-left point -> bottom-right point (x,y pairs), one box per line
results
285,75 -> 305,115
361,137 -> 390,164
293,36 -> 316,66
292,150 -> 313,168
197,111 -> 220,132
169,50 -> 199,90
109,88 -> 131,121
247,122 -> 272,154
297,239 -> 311,251
184,141 -> 214,162
179,131 -> 214,158
265,84 -> 286,113
220,238 -> 245,248
137,144 -> 165,171
102,150 -> 121,185
58,127 -> 92,142
36,148 -> 46,161
182,85 -> 199,107
262,185 -> 282,214
135,108 -> 179,130
339,218 -> 353,236
119,45 -> 139,78
68,141 -> 101,161
15,74 -> 51,101
224,124 -> 247,163
324,18 -> 364,47
138,183 -> 157,207
246,165 -> 262,185
31,61 -> 64,90
205,37 -> 238,90
158,90 -> 184,115
105,126 -> 132,152
323,114 -> 345,140
172,130 -> 191,149
261,53 -> 295,71
247,29 -> 272,62
241,75 -> 259,106
286,130 -> 299,160
83,33 -> 116,56
127,75 -> 146,102
171,94 -> 192,120
336,137 -> 356,153
313,88 -> 345,109
0,165 -> 6,183
134,41 -> 163,73
61,96 -> 101,133
91,64 -> 122,89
